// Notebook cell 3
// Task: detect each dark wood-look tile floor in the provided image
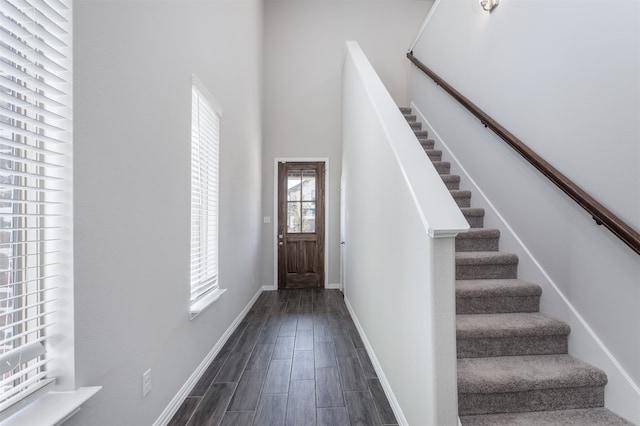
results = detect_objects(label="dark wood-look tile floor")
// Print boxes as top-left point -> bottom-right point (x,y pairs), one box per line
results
169,289 -> 398,426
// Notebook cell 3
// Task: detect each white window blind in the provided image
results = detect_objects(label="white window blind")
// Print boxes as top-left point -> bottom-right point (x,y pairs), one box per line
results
190,76 -> 222,310
0,0 -> 71,414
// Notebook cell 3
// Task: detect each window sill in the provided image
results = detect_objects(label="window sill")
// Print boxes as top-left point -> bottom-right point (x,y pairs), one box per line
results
2,386 -> 101,426
190,288 -> 227,320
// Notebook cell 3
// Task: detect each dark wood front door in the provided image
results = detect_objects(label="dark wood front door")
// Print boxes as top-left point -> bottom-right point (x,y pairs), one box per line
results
278,162 -> 325,289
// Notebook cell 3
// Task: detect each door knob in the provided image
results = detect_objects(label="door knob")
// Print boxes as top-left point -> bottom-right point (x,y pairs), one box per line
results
279,242 -> 284,246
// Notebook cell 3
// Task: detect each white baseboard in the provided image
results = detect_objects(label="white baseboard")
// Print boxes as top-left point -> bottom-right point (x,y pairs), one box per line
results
262,284 -> 277,291
343,296 -> 408,426
325,283 -> 341,290
153,287 -> 264,426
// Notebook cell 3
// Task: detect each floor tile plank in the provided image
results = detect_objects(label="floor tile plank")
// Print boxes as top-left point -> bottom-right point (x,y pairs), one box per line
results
246,344 -> 275,371
316,367 -> 344,408
317,407 -> 350,426
253,393 -> 287,426
168,396 -> 200,426
263,358 -> 292,394
186,383 -> 236,426
228,370 -> 267,411
294,329 -> 314,351
356,348 -> 377,379
291,350 -> 315,381
214,351 -> 252,383
338,356 -> 368,392
285,380 -> 316,426
314,341 -> 337,369
344,391 -> 383,426
221,411 -> 255,426
272,336 -> 295,359
368,378 -> 398,425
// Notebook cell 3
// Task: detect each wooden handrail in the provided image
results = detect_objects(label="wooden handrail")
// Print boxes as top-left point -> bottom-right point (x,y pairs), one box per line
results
407,51 -> 640,255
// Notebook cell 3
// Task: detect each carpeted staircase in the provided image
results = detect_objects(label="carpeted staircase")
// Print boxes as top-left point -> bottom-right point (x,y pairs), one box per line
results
401,107 -> 634,425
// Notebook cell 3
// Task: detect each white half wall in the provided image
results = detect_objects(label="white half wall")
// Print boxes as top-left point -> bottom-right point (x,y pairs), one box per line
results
71,1 -> 263,424
342,41 -> 467,425
261,0 -> 433,288
410,0 -> 640,422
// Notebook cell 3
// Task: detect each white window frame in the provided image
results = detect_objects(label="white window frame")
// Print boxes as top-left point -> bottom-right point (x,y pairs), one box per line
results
189,75 -> 225,318
0,0 -> 99,424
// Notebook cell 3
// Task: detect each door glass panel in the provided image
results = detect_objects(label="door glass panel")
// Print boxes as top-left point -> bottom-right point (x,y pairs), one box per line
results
287,202 -> 301,233
301,202 -> 316,233
301,170 -> 316,201
287,171 -> 302,201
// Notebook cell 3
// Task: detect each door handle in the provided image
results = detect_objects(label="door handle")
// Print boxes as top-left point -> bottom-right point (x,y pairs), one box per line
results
279,242 -> 284,246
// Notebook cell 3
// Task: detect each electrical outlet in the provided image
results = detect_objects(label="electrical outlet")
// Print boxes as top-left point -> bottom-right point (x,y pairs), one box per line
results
142,369 -> 151,397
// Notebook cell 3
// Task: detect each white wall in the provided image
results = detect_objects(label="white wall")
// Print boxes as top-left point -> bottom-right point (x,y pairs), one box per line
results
342,41 -> 466,425
410,0 -> 640,422
71,1 -> 263,425
261,0 -> 432,288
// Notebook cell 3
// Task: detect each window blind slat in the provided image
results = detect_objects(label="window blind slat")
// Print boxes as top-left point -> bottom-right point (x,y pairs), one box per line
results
0,0 -> 69,412
190,77 -> 220,308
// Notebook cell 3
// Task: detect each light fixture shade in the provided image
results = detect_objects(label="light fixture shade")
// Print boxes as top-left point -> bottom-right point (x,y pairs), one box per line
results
479,0 -> 499,12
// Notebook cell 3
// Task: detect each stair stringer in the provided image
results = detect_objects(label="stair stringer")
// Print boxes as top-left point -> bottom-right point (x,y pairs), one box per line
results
410,101 -> 640,424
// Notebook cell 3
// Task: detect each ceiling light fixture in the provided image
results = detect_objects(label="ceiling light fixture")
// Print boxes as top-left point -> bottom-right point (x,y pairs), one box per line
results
479,0 -> 499,13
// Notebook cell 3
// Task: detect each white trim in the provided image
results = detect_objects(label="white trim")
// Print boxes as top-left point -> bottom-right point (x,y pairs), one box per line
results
408,0 -> 442,53
189,288 -> 227,320
262,284 -> 277,291
2,387 -> 101,426
343,296 -> 408,426
325,283 -> 341,290
153,287 -> 263,426
411,100 -> 640,398
191,74 -> 222,117
272,158 -> 330,289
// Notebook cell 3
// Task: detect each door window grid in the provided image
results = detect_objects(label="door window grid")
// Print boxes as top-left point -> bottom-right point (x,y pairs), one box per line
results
287,170 -> 316,233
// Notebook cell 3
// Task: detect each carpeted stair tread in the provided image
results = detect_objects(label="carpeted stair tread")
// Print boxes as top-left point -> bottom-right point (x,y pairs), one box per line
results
457,354 -> 607,394
460,407 -> 634,426
432,160 -> 450,175
441,174 -> 460,190
409,121 -> 422,130
456,252 -> 519,279
451,190 -> 472,208
424,149 -> 442,161
418,138 -> 435,149
456,251 -> 518,265
461,207 -> 485,228
404,114 -> 417,122
456,279 -> 541,298
456,228 -> 500,252
414,130 -> 429,138
456,279 -> 541,314
399,107 -> 412,114
457,313 -> 570,339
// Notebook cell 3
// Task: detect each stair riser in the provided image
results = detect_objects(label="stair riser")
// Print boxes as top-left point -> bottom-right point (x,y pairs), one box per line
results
464,215 -> 484,228
456,264 -> 518,280
456,237 -> 499,252
409,122 -> 422,130
459,386 -> 604,416
400,107 -> 412,114
414,130 -> 429,138
442,177 -> 460,190
456,296 -> 540,315
434,163 -> 450,175
419,140 -> 435,150
426,151 -> 442,161
457,336 -> 568,358
454,196 -> 471,208
404,114 -> 417,122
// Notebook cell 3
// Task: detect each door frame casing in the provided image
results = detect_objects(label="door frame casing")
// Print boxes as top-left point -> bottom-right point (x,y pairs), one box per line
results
273,158 -> 329,290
